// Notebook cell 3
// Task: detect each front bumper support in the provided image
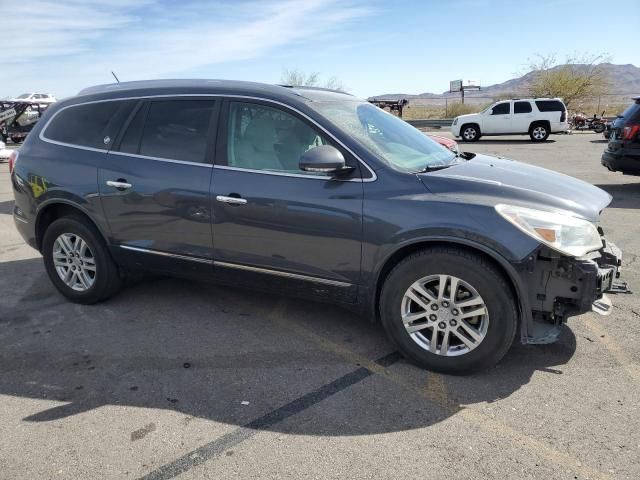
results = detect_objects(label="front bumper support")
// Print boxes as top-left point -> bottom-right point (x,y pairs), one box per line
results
522,238 -> 628,344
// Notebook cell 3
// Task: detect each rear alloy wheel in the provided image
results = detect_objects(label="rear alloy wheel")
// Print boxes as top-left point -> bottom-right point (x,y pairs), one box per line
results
43,216 -> 122,304
52,233 -> 97,292
380,247 -> 517,374
461,125 -> 480,142
529,124 -> 549,142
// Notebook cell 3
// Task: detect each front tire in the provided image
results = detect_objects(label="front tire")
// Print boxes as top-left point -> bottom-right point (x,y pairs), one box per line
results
380,247 -> 517,374
43,216 -> 122,304
461,124 -> 480,142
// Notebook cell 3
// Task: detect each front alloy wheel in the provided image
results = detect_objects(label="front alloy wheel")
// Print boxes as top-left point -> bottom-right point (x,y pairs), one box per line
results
462,125 -> 479,141
401,274 -> 489,356
379,247 -> 517,374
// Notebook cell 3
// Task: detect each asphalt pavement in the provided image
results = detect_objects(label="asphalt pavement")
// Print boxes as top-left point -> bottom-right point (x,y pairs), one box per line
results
1,132 -> 639,479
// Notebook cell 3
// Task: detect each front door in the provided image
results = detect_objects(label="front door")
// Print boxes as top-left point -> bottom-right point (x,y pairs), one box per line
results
99,98 -> 219,274
483,101 -> 512,134
512,100 -> 534,133
210,100 -> 364,301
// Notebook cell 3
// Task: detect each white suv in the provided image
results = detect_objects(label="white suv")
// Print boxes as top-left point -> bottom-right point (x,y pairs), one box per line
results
451,98 -> 568,142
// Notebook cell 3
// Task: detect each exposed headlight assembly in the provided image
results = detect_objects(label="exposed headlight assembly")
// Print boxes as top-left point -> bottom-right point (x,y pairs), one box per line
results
495,204 -> 602,257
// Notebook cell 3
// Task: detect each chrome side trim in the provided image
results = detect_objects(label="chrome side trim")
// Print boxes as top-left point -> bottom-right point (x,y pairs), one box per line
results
106,150 -> 213,168
38,94 -> 377,181
119,245 -> 213,264
213,260 -> 352,287
117,245 -> 352,287
214,164 -> 354,182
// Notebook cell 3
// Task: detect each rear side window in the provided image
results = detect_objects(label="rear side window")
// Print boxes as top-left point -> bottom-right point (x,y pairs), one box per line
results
491,103 -> 510,115
514,101 -> 532,114
620,101 -> 640,122
134,100 -> 216,163
44,101 -> 135,149
535,100 -> 565,112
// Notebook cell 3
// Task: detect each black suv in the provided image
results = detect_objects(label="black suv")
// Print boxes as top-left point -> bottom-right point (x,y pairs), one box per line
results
602,96 -> 640,174
11,80 -> 625,374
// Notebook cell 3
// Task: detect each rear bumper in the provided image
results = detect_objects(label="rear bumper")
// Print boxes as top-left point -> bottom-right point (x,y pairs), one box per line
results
602,146 -> 640,174
551,121 -> 569,133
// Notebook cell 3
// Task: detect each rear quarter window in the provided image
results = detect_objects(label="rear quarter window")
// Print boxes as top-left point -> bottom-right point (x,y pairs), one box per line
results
620,101 -> 640,123
535,100 -> 565,112
43,100 -> 135,149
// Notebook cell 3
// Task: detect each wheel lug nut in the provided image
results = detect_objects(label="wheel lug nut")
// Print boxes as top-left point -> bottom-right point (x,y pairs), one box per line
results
438,321 -> 446,329
429,314 -> 437,321
441,300 -> 450,308
449,319 -> 457,327
430,304 -> 438,311
451,308 -> 459,315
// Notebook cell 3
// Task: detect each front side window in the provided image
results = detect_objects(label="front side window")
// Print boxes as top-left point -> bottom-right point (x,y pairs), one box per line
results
137,100 -> 216,163
311,101 -> 459,173
226,102 -> 329,173
514,101 -> 532,114
491,102 -> 510,115
43,100 -> 135,149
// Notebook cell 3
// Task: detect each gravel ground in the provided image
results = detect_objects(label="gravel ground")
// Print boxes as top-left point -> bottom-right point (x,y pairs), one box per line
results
0,132 -> 639,480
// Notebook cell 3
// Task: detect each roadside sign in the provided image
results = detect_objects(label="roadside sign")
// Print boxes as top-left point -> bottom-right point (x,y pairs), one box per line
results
450,79 -> 462,92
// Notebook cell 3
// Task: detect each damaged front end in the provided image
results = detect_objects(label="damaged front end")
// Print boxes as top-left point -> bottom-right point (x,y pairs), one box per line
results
522,233 -> 630,344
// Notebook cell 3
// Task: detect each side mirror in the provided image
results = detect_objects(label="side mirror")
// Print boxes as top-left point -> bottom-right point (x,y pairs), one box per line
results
299,145 -> 350,174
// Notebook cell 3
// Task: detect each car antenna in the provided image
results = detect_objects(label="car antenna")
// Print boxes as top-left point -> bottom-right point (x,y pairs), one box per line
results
111,71 -> 120,83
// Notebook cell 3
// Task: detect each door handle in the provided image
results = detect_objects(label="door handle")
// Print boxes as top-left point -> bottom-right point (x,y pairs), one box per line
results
106,180 -> 132,190
216,195 -> 247,205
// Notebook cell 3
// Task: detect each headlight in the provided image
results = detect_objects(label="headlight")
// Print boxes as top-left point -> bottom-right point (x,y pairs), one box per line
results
495,204 -> 602,257
453,117 -> 458,125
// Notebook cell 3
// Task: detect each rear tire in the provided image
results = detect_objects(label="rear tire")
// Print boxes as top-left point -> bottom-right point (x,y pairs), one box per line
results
529,123 -> 549,142
42,216 -> 122,304
593,123 -> 605,134
380,247 -> 518,374
461,124 -> 480,142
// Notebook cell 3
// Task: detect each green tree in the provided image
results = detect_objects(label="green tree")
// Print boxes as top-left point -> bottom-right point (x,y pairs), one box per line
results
527,53 -> 611,110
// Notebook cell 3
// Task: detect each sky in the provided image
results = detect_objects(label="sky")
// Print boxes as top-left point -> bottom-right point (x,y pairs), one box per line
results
2,0 -> 639,99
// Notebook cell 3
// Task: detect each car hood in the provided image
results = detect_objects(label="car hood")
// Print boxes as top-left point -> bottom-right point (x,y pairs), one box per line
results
455,113 -> 481,122
419,154 -> 611,221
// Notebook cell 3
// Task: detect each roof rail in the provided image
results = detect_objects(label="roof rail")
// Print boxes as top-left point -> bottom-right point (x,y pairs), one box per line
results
277,84 -> 353,96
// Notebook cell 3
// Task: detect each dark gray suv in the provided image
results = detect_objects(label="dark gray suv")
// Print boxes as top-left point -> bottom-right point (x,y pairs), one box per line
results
10,80 -> 625,374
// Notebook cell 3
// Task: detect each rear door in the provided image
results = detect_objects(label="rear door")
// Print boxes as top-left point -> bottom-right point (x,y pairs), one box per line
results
210,99 -> 364,301
99,98 -> 219,274
512,101 -> 534,133
482,101 -> 512,134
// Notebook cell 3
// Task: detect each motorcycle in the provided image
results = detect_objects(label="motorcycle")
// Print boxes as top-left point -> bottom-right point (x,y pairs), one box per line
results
570,111 -> 607,134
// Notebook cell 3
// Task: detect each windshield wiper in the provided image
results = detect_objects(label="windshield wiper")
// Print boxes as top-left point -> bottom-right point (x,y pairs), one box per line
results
416,165 -> 450,173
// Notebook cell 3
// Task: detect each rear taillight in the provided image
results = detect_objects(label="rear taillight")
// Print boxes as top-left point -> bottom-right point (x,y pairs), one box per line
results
561,110 -> 567,122
622,124 -> 640,141
8,150 -> 18,174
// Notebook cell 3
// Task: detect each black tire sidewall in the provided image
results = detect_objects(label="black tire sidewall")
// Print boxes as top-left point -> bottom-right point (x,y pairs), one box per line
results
380,250 -> 517,374
462,125 -> 480,142
42,217 -> 120,304
530,124 -> 549,141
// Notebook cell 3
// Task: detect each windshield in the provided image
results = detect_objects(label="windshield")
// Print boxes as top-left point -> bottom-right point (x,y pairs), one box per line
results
17,94 -> 31,99
311,101 -> 459,172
